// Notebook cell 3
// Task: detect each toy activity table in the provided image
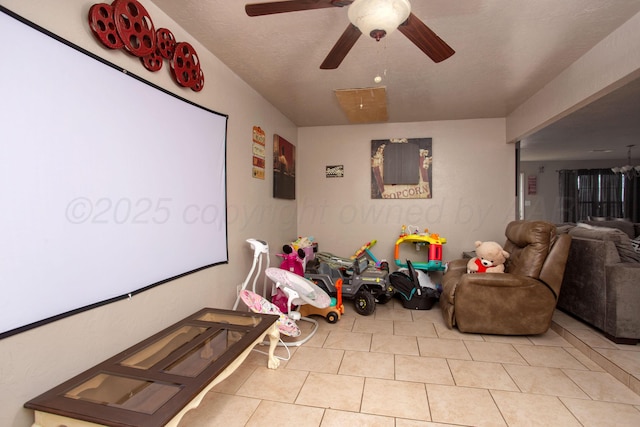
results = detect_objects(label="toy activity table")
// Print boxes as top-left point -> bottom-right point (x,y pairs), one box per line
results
394,231 -> 447,271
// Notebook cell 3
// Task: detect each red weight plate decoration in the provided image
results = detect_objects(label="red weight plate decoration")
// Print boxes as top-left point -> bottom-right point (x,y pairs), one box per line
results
191,68 -> 205,92
87,1 -> 204,92
170,42 -> 202,89
156,28 -> 176,60
113,0 -> 155,57
88,3 -> 123,49
141,49 -> 163,72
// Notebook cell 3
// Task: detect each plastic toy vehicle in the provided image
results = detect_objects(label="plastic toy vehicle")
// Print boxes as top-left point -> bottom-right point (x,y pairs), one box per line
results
276,244 -> 306,275
352,240 -> 389,271
305,252 -> 393,316
298,278 -> 344,323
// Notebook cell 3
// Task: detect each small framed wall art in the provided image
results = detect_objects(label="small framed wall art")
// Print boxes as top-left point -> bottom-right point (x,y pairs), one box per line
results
325,165 -> 344,178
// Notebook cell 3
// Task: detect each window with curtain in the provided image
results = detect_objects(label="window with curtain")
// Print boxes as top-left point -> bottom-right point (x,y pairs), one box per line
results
559,168 -> 640,223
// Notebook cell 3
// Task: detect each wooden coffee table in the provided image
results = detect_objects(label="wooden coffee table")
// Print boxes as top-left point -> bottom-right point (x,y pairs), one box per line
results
25,308 -> 280,427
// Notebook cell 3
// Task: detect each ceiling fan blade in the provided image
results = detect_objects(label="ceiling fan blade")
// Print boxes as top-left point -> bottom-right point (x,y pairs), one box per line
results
246,0 -> 352,17
320,24 -> 361,69
398,13 -> 455,63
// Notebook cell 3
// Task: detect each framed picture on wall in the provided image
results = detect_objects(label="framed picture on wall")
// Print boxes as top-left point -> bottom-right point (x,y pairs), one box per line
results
371,137 -> 432,199
273,134 -> 295,199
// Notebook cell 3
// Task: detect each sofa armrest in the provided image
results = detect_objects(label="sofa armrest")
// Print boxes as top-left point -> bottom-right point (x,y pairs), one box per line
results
604,263 -> 640,340
557,236 -> 612,330
447,258 -> 468,273
566,233 -> 622,265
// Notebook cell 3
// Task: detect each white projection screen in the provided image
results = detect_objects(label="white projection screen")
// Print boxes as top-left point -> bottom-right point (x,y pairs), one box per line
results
0,7 -> 228,339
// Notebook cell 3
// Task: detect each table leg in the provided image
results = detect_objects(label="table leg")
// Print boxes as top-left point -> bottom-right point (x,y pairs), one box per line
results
267,323 -> 280,369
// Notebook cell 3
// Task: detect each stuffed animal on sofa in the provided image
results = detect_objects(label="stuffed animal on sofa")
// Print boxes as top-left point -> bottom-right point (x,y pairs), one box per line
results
467,241 -> 510,273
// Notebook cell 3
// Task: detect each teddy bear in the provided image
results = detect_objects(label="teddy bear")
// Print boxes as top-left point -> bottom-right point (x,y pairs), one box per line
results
466,241 -> 510,273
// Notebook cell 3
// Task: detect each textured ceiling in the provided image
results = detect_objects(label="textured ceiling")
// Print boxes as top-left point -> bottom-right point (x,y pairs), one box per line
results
151,0 -> 640,160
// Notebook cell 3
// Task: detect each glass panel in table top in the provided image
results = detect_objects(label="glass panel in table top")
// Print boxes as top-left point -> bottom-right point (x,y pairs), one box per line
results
163,329 -> 247,377
120,325 -> 207,369
64,373 -> 180,414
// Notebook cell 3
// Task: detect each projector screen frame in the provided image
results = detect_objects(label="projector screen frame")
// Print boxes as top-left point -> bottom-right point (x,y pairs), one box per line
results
0,5 -> 229,340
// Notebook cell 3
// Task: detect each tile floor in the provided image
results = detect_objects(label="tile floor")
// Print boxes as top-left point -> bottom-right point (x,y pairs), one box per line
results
179,300 -> 640,426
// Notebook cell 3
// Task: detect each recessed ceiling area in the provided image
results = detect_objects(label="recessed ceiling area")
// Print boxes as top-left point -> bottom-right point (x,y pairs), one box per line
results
334,86 -> 388,123
519,75 -> 640,162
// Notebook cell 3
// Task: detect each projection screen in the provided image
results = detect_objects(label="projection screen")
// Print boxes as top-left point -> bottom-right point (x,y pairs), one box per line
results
0,6 -> 228,339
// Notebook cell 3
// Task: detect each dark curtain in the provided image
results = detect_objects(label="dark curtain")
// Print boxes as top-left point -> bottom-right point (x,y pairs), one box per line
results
558,170 -> 578,222
625,175 -> 640,221
559,168 -> 640,223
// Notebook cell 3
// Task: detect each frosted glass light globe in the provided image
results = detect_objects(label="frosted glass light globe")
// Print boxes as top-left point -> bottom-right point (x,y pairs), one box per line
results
348,0 -> 411,40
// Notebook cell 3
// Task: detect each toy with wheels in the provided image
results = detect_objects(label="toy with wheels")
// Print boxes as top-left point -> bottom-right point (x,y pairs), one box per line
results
277,244 -> 306,276
306,252 -> 393,316
352,240 -> 389,271
298,278 -> 344,323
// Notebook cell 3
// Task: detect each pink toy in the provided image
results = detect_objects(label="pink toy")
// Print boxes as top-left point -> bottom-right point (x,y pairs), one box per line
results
271,287 -> 290,313
240,290 -> 301,337
277,244 -> 305,276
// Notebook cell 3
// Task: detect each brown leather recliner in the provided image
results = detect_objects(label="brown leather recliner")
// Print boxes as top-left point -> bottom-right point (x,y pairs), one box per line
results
440,220 -> 572,335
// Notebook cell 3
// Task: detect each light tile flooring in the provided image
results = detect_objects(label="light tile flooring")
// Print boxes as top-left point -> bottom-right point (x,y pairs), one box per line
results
179,300 -> 640,426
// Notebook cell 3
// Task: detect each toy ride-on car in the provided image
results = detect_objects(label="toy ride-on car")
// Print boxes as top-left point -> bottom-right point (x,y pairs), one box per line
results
305,253 -> 393,316
298,278 -> 344,323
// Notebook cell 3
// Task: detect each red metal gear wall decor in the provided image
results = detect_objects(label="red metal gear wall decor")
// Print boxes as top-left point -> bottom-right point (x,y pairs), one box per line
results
88,0 -> 204,92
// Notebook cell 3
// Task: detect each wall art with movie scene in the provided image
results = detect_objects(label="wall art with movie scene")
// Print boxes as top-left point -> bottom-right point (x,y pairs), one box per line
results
273,134 -> 295,199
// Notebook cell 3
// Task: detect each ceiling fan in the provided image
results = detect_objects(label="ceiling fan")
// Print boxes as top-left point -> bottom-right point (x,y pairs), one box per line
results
245,0 -> 455,69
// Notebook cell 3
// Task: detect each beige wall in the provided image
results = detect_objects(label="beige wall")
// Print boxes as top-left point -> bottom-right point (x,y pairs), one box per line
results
0,1 -> 296,426
297,119 -> 515,266
2,1 -> 639,426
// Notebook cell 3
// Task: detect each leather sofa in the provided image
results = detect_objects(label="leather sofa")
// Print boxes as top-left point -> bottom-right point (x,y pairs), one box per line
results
556,221 -> 640,344
441,220 -> 571,335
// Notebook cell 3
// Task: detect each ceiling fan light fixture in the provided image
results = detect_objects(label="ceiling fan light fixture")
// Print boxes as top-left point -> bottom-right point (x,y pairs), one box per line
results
611,144 -> 640,178
348,0 -> 411,41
